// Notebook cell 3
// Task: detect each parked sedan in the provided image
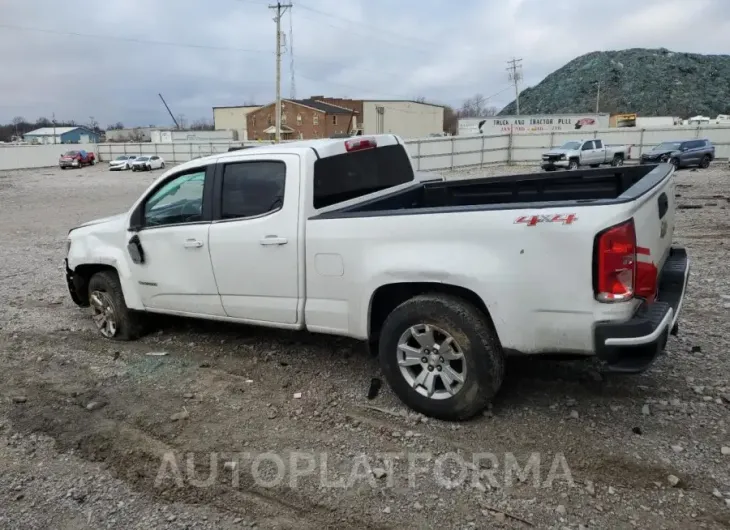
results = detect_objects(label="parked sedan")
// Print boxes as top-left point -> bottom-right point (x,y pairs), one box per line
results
131,156 -> 165,171
640,139 -> 715,169
108,155 -> 139,171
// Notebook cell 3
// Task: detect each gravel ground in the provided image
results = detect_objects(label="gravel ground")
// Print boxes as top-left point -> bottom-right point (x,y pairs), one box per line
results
1,162 -> 730,529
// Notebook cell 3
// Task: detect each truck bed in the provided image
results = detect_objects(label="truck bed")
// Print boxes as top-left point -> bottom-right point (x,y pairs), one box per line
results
313,164 -> 671,219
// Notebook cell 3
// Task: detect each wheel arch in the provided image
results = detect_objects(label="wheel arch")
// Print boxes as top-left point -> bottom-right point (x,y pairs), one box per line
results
368,282 -> 498,344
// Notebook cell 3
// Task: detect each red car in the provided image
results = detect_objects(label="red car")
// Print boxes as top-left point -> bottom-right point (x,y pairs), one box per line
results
59,150 -> 96,169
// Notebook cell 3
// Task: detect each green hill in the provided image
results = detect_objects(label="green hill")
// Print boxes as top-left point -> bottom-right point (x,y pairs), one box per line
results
499,48 -> 730,117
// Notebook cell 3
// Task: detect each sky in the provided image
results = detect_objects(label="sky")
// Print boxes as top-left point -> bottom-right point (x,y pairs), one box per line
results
1,0 -> 729,128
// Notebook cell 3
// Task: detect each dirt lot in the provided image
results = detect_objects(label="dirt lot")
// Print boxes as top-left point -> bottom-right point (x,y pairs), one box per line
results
1,162 -> 729,529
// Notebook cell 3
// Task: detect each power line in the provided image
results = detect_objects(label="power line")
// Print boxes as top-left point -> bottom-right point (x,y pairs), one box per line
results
295,2 -> 437,49
0,23 -> 273,55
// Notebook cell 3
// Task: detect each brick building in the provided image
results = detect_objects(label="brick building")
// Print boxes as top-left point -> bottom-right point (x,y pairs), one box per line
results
246,99 -> 358,141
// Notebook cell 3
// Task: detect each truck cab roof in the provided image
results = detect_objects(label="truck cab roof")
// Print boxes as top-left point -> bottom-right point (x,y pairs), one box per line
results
171,135 -> 402,175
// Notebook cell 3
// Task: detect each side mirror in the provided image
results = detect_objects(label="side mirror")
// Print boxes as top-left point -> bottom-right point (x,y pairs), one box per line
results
127,235 -> 145,264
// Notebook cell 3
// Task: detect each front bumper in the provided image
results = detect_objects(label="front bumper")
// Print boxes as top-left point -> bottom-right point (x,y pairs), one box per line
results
594,247 -> 690,373
65,259 -> 89,307
541,159 -> 569,169
59,160 -> 79,167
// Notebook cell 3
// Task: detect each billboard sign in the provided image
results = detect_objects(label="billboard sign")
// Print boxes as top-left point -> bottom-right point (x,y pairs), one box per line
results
458,114 -> 609,135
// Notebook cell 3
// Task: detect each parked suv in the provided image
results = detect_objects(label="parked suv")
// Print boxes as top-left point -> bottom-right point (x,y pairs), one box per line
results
640,139 -> 714,169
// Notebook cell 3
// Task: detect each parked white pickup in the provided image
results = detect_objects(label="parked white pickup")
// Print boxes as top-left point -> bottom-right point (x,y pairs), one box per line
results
65,135 -> 689,420
542,139 -> 632,170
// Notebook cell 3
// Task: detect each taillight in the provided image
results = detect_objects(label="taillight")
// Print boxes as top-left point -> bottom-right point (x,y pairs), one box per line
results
345,137 -> 377,152
594,219 -> 636,302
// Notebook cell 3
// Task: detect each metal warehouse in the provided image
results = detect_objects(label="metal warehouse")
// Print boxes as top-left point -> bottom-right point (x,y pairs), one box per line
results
23,126 -> 101,145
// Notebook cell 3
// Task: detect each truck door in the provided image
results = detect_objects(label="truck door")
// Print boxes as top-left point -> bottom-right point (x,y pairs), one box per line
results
593,139 -> 605,163
130,165 -> 225,316
580,140 -> 595,164
208,155 -> 301,325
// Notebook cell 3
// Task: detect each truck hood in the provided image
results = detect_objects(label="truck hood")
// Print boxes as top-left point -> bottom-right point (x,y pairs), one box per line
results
643,149 -> 678,158
544,148 -> 573,156
69,212 -> 128,234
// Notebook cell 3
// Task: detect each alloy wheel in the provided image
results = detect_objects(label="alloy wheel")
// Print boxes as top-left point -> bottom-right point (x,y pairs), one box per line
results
397,324 -> 466,400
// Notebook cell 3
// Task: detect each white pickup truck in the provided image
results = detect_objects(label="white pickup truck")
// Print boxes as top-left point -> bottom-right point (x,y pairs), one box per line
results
65,135 -> 689,420
542,139 -> 632,171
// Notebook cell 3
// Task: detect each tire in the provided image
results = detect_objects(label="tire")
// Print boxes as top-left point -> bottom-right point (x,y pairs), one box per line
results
700,155 -> 711,169
378,294 -> 505,421
568,159 -> 579,170
670,157 -> 680,169
161,162 -> 165,169
87,271 -> 146,341
611,155 -> 624,167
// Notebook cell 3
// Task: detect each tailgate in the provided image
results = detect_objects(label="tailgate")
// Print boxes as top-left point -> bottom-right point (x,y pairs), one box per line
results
630,167 -> 676,285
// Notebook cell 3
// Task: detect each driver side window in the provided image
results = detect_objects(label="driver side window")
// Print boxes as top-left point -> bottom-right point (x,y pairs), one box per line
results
144,170 -> 206,227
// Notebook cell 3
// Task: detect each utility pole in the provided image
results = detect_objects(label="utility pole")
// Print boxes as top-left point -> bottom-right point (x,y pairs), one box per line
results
52,112 -> 57,144
595,81 -> 601,113
270,1 -> 292,143
506,57 -> 523,115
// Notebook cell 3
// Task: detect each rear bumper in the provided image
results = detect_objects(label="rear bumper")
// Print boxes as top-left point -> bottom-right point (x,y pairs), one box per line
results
594,247 -> 690,373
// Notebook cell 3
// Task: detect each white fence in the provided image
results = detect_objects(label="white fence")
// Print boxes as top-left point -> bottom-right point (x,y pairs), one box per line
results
2,125 -> 730,172
0,143 -> 98,171
404,124 -> 730,171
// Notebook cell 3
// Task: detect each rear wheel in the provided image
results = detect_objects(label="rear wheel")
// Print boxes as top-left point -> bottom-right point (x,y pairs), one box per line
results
611,155 -> 624,167
700,155 -> 711,169
87,271 -> 145,341
378,294 -> 505,421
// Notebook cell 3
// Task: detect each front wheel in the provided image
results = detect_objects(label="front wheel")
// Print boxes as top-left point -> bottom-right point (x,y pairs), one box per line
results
670,157 -> 680,169
87,271 -> 146,341
378,294 -> 505,421
161,162 -> 165,169
568,160 -> 579,170
700,155 -> 711,169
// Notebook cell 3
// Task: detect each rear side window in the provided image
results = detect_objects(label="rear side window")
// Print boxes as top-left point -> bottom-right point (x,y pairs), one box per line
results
313,145 -> 414,209
220,161 -> 286,220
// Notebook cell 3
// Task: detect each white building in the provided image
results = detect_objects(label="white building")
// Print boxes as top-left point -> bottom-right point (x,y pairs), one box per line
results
359,100 -> 445,138
213,105 -> 262,141
150,129 -> 237,143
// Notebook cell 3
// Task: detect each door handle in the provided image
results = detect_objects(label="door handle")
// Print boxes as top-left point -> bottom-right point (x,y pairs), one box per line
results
183,239 -> 204,248
259,236 -> 288,246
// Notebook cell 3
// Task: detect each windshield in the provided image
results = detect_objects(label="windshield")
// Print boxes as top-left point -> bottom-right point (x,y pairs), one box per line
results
653,142 -> 681,151
64,151 -> 79,156
115,156 -> 129,160
137,157 -> 149,161
559,142 -> 581,150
